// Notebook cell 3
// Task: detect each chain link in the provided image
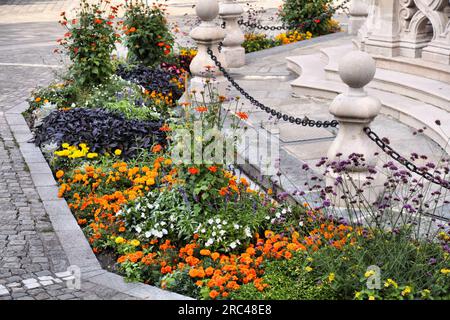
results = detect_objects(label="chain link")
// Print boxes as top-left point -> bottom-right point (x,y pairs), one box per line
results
206,47 -> 338,129
364,127 -> 450,190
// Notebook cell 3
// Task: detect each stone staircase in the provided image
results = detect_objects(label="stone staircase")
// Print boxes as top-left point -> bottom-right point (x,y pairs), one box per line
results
286,43 -> 450,154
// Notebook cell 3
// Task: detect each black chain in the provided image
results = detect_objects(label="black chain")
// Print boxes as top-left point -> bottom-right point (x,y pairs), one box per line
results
236,0 -> 350,31
364,127 -> 450,190
207,47 -> 338,129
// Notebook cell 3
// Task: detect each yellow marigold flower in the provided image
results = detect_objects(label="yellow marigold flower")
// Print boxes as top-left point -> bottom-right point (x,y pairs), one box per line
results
114,149 -> 122,156
328,273 -> 335,283
364,270 -> 375,278
62,143 -> 69,149
368,296 -> 375,300
354,291 -> 362,299
115,237 -> 125,244
384,278 -> 398,288
305,266 -> 313,272
35,97 -> 41,102
440,268 -> 450,275
87,152 -> 98,159
401,286 -> 412,296
130,239 -> 140,247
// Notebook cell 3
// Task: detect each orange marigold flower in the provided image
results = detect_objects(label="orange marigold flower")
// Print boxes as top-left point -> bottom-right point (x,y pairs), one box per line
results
200,249 -> 211,256
209,290 -> 219,299
211,252 -> 220,261
55,170 -> 64,179
152,144 -> 163,153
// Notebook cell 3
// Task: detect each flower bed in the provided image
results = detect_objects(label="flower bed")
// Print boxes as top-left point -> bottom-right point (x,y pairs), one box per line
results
25,0 -> 450,300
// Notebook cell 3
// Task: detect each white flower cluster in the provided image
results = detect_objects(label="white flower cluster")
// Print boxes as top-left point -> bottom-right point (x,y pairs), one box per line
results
194,217 -> 253,251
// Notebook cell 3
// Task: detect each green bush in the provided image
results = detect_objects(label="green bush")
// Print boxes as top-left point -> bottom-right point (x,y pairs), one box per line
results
59,0 -> 119,88
279,0 -> 335,35
306,228 -> 450,299
230,252 -> 337,300
123,1 -> 174,66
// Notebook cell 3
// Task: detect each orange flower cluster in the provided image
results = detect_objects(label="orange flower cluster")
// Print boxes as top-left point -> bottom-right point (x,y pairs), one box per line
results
58,158 -> 176,252
116,218 -> 356,299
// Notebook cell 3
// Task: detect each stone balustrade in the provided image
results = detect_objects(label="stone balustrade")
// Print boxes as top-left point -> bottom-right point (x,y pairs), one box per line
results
358,0 -> 450,65
326,51 -> 383,206
219,0 -> 245,68
189,0 -> 227,101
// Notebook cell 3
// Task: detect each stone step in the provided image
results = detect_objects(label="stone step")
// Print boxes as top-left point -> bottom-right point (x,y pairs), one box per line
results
353,39 -> 450,83
286,54 -> 450,154
321,44 -> 450,112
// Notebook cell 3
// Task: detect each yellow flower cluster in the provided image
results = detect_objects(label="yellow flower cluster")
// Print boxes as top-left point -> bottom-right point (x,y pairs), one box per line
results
55,143 -> 98,159
179,48 -> 197,57
275,30 -> 312,45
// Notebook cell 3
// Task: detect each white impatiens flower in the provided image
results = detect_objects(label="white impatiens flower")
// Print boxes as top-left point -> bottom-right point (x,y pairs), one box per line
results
219,230 -> 226,236
160,221 -> 166,226
282,208 -> 287,214
299,221 -> 304,227
145,231 -> 152,238
212,231 -> 216,237
265,216 -> 270,220
222,220 -> 228,225
135,226 -> 142,233
229,242 -> 237,249
205,238 -> 214,247
245,227 -> 252,238
215,218 -> 221,224
234,224 -> 240,230
201,229 -> 206,234
275,212 -> 281,218
162,229 -> 168,235
208,219 -> 214,225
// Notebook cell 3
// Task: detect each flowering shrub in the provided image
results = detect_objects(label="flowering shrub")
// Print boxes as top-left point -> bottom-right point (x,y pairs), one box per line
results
123,0 -> 174,66
279,0 -> 335,35
58,0 -> 121,87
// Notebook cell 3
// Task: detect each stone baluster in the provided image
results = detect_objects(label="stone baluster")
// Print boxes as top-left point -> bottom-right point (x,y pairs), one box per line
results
189,0 -> 227,101
348,0 -> 369,35
219,0 -> 245,68
326,51 -> 382,206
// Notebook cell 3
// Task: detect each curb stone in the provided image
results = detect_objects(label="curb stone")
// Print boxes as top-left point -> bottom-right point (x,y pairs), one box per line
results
5,101 -> 193,300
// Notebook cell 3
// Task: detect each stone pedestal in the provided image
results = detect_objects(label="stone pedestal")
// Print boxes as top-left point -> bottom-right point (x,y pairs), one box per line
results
188,0 -> 227,101
348,0 -> 369,35
326,51 -> 383,206
219,0 -> 245,68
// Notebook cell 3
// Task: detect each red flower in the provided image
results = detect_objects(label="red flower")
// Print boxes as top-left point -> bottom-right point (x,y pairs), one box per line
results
314,19 -> 321,24
164,49 -> 171,55
94,19 -> 103,24
236,112 -> 249,120
73,47 -> 79,54
188,167 -> 200,175
195,106 -> 208,113
157,42 -> 165,47
208,166 -> 217,173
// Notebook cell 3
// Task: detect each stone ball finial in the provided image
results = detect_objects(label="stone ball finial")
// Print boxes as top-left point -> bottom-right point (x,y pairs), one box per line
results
338,51 -> 376,89
196,0 -> 219,22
